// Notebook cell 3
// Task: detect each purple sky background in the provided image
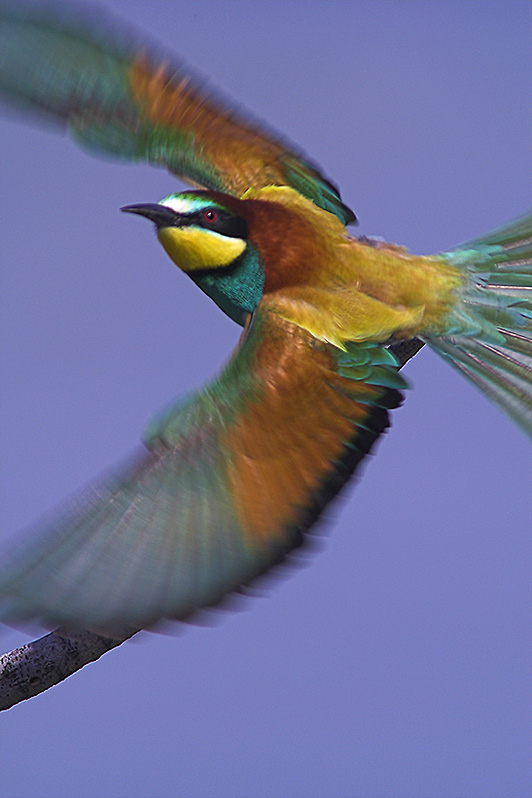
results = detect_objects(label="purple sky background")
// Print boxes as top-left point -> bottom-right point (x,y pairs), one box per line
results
1,2 -> 530,797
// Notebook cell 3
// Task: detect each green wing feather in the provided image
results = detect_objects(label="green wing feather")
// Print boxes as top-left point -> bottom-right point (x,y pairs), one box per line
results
425,213 -> 532,435
0,1 -> 355,224
0,307 -> 403,634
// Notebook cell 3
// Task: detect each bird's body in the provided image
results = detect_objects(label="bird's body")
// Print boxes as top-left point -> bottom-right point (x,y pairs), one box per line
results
129,185 -> 531,434
184,185 -> 464,346
0,2 -> 530,634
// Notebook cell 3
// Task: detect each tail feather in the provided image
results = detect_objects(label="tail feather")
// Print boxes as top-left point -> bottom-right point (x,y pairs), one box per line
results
425,214 -> 532,436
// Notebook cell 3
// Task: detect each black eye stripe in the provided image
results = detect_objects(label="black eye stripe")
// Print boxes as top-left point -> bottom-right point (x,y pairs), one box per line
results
189,208 -> 248,239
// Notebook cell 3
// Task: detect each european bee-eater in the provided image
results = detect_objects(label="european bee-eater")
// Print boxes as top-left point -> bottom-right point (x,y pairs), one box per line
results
0,2 -> 530,636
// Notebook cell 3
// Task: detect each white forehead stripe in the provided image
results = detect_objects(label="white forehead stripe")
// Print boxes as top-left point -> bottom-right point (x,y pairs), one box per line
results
159,195 -> 198,215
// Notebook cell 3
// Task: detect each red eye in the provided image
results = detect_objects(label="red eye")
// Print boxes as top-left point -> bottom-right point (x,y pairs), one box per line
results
203,209 -> 217,223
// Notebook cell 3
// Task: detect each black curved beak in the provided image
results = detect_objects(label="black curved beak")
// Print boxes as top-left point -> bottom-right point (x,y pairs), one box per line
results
121,203 -> 181,229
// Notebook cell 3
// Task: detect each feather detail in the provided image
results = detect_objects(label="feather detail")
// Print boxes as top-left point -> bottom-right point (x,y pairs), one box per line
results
266,285 -> 425,350
424,214 -> 532,435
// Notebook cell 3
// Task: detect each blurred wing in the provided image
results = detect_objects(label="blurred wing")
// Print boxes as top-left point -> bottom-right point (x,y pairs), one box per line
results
0,306 -> 405,633
0,2 -> 355,225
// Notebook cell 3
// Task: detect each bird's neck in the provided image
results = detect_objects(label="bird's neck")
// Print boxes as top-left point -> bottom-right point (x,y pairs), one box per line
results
190,245 -> 265,326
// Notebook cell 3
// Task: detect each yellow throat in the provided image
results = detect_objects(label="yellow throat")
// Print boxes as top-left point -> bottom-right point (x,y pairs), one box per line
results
158,226 -> 246,272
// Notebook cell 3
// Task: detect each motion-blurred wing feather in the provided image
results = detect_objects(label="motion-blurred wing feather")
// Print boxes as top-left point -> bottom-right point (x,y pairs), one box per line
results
0,307 -> 404,633
0,2 -> 355,224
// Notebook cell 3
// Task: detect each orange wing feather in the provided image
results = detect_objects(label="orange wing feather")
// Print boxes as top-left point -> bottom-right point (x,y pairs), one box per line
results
223,308 -> 402,544
129,56 -> 292,195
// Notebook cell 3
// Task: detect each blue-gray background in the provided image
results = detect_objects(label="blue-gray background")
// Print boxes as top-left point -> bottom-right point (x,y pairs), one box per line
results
1,2 -> 530,797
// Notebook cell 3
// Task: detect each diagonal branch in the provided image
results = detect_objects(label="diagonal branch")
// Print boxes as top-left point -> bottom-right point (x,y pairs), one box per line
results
0,626 -> 136,710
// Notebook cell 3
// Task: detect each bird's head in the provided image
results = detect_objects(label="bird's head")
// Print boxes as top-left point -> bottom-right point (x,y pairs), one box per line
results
122,191 -> 264,325
123,185 -> 339,325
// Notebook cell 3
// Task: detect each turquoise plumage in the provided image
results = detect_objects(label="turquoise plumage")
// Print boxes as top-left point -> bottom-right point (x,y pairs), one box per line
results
428,216 -> 532,432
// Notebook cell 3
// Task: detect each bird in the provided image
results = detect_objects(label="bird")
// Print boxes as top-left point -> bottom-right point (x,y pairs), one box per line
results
0,2 -> 530,636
